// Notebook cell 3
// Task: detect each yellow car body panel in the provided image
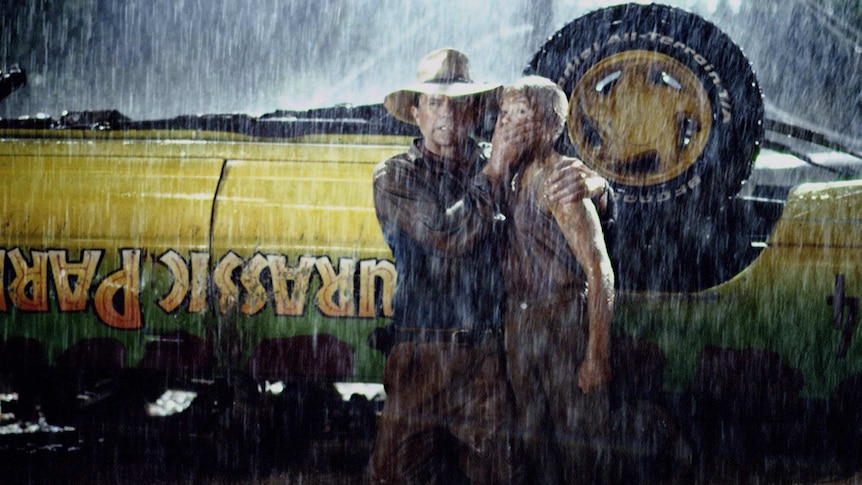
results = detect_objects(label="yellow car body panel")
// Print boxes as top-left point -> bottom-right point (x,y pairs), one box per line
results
616,181 -> 862,397
0,130 -> 407,380
2,126 -> 862,398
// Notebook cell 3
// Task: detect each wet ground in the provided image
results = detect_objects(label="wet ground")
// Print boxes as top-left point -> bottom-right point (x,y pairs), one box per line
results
4,423 -> 862,485
1,390 -> 373,484
1,430 -> 372,484
3,390 -> 862,484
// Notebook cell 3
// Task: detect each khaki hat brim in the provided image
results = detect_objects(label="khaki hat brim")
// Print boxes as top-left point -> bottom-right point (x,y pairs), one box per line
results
384,82 -> 502,125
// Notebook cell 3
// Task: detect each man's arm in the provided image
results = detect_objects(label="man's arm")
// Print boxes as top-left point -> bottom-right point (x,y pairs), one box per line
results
544,158 -> 613,218
373,157 -> 495,256
548,197 -> 615,393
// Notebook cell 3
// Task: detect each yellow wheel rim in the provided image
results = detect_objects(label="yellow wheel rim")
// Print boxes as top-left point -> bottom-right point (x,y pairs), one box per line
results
568,50 -> 712,187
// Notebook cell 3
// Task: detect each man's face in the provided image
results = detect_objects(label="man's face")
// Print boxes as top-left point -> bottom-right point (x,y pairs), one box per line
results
411,94 -> 478,158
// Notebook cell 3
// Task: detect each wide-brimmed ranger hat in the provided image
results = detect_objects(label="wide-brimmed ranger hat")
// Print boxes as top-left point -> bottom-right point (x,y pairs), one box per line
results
384,47 -> 502,125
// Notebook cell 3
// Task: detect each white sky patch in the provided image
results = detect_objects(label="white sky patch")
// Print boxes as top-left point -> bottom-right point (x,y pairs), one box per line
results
560,0 -> 742,14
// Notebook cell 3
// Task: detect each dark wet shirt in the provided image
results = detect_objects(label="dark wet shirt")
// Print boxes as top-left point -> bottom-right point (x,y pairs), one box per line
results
372,139 -> 504,331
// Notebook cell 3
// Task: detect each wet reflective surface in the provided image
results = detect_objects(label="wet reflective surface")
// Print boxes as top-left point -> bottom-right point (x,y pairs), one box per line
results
2,438 -> 372,484
1,415 -> 372,484
0,386 -> 376,484
3,400 -> 862,485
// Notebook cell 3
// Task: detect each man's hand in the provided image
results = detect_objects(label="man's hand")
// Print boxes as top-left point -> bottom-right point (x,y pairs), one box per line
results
544,158 -> 608,206
577,355 -> 612,394
483,118 -> 542,182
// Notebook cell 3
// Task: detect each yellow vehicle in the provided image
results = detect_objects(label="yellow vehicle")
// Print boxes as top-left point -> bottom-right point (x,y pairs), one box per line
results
2,1 -> 862,482
0,113 -> 404,378
0,104 -> 411,466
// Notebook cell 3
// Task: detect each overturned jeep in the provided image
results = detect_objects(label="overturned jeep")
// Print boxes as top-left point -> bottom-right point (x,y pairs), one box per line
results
1,2 -> 861,481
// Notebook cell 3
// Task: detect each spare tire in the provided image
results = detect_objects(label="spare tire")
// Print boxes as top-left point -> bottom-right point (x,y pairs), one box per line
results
526,3 -> 765,291
527,2 -> 763,208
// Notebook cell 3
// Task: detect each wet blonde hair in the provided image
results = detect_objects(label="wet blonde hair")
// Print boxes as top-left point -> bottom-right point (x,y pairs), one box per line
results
501,75 -> 568,139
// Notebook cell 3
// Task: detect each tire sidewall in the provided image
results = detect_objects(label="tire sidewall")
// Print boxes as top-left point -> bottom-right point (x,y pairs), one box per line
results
528,3 -> 763,208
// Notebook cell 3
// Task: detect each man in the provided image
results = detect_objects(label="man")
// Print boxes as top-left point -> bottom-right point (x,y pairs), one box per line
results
493,75 -> 615,484
366,49 -> 611,484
